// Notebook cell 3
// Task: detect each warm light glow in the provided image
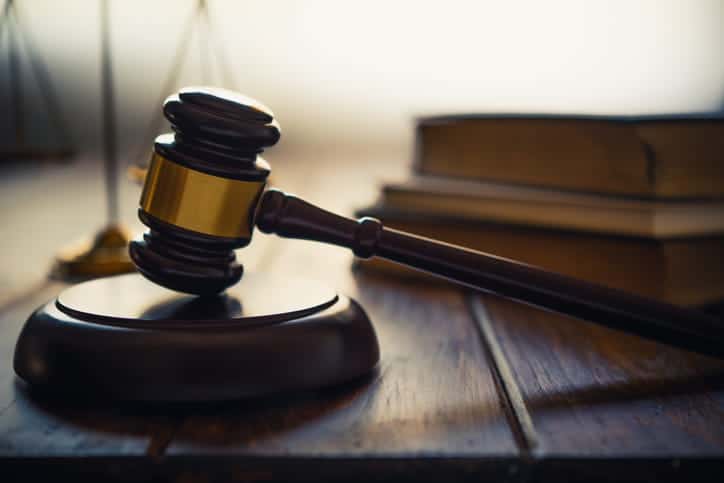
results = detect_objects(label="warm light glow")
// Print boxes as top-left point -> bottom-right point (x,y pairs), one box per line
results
3,0 -> 723,157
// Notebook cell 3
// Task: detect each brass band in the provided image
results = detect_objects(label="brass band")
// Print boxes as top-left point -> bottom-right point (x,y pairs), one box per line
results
140,153 -> 265,238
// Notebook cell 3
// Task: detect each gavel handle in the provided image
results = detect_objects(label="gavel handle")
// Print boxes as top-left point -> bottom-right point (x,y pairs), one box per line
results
256,189 -> 724,359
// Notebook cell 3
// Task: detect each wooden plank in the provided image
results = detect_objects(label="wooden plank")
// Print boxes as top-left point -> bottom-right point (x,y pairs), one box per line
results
473,294 -> 724,480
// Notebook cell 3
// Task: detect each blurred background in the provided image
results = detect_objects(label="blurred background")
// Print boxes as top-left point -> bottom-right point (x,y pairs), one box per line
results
3,0 -> 724,158
1,0 -> 723,294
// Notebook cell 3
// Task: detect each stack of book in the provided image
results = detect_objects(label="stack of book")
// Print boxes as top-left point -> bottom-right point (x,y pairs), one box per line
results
356,115 -> 724,307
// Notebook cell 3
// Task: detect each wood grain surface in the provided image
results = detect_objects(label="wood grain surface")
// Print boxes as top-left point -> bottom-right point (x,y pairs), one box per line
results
474,293 -> 724,481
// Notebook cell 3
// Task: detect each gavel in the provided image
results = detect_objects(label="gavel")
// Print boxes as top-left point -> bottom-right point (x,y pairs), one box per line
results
131,87 -> 724,359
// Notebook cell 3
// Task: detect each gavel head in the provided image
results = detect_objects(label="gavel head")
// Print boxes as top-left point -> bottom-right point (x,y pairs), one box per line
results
129,87 -> 280,296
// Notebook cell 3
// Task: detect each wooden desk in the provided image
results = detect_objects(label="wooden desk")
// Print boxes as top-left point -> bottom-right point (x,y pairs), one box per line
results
1,158 -> 723,481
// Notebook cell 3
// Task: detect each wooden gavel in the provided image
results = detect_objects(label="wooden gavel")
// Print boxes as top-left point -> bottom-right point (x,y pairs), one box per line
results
131,87 -> 724,359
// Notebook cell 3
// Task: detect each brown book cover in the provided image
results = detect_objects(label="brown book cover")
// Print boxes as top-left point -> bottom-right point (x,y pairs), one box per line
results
414,115 -> 724,199
378,175 -> 724,238
355,207 -> 724,307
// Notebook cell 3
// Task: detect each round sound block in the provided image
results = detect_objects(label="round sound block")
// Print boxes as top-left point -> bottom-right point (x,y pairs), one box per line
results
13,273 -> 379,402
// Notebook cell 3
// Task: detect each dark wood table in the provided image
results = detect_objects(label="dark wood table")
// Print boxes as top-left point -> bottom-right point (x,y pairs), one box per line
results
1,157 -> 723,482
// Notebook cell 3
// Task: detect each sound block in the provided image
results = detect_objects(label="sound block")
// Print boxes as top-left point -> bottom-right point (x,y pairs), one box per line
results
14,273 -> 380,402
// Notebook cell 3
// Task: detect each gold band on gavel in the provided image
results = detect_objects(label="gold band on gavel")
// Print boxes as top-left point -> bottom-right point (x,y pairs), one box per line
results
139,153 -> 266,239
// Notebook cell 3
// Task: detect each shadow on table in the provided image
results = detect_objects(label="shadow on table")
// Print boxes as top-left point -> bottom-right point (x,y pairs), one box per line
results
11,368 -> 379,442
